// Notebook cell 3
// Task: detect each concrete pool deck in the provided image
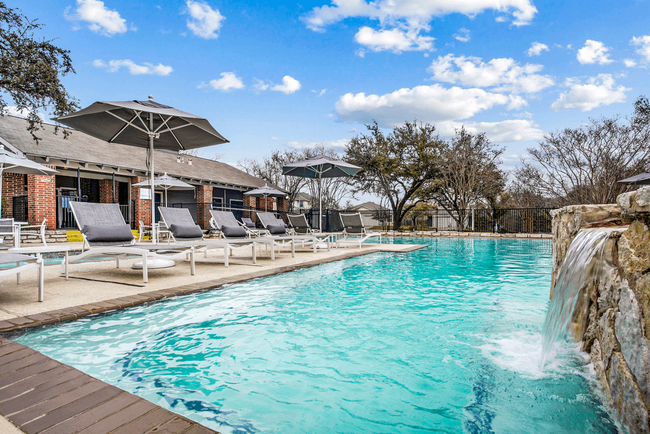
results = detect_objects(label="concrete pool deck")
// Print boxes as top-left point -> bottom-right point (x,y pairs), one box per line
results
0,240 -> 427,433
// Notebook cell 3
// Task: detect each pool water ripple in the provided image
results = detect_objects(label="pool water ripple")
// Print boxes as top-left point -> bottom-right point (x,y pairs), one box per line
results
16,238 -> 624,433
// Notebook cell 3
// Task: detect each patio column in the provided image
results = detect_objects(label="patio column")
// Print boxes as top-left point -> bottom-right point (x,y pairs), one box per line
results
196,185 -> 212,229
243,194 -> 256,224
131,176 -> 150,228
277,197 -> 289,213
2,173 -> 27,219
26,167 -> 56,229
99,179 -> 117,203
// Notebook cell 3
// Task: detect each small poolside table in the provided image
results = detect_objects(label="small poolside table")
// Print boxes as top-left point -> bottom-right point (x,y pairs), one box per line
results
9,245 -> 70,281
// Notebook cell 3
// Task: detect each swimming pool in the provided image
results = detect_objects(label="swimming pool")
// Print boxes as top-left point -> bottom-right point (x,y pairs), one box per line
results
15,238 -> 623,433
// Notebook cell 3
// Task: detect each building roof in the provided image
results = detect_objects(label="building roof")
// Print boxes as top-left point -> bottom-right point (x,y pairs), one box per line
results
294,192 -> 313,201
350,201 -> 387,211
0,115 -> 272,191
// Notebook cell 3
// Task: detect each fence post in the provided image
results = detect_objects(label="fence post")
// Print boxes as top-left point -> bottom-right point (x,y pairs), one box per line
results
471,208 -> 474,231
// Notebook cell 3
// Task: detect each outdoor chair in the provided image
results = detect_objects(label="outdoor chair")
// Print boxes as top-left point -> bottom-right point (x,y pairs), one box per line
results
337,212 -> 382,248
19,219 -> 48,246
69,202 -> 196,283
160,206 -> 272,266
287,213 -> 337,246
0,253 -> 44,301
241,217 -> 256,229
257,211 -> 329,253
209,210 -> 269,238
0,218 -> 13,247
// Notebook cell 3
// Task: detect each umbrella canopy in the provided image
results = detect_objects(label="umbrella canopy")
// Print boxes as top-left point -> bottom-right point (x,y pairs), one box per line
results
283,155 -> 362,231
54,96 -> 228,241
244,184 -> 286,212
617,173 -> 650,185
134,173 -> 195,207
0,146 -> 58,217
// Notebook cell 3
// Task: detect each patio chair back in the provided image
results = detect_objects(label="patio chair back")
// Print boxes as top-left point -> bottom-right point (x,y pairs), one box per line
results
257,212 -> 285,229
70,202 -> 134,247
159,207 -> 205,241
287,214 -> 312,235
241,217 -> 256,229
339,212 -> 366,235
210,210 -> 241,230
0,218 -> 13,235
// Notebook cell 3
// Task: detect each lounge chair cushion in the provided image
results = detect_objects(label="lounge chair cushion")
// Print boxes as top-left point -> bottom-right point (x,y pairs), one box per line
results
267,224 -> 287,235
170,224 -> 204,239
83,224 -> 134,243
222,225 -> 247,238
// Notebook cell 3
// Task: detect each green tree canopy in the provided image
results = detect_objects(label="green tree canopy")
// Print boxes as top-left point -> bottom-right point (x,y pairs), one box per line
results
345,121 -> 443,230
0,2 -> 78,140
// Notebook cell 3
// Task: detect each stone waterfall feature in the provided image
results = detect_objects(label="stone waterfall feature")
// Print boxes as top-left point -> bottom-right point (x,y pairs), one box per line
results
550,189 -> 650,434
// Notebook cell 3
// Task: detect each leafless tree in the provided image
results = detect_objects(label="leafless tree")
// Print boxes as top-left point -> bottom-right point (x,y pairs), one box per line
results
427,127 -> 505,230
513,97 -> 650,206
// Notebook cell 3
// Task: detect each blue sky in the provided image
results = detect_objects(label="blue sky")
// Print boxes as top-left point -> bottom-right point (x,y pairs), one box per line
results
9,0 -> 650,177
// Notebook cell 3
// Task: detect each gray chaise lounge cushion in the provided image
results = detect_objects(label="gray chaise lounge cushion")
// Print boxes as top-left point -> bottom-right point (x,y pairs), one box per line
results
222,225 -> 247,238
83,224 -> 134,243
267,224 -> 286,235
170,224 -> 204,239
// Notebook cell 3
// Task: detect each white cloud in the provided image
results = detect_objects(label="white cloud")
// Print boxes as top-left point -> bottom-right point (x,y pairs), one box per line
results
550,74 -> 629,112
65,0 -> 128,36
303,0 -> 537,31
335,84 -> 524,127
93,59 -> 173,76
285,139 -> 349,150
576,40 -> 613,65
312,89 -> 327,97
253,79 -> 270,92
454,28 -> 470,43
624,59 -> 637,68
186,0 -> 225,39
354,26 -> 434,52
428,54 -> 554,94
271,76 -> 301,94
205,72 -> 244,91
631,35 -> 650,62
526,42 -> 548,57
437,120 -> 544,142
4,106 -> 45,120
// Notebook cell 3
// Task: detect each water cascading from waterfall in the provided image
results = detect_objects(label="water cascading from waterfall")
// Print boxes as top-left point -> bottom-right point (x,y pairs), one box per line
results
541,229 -> 611,369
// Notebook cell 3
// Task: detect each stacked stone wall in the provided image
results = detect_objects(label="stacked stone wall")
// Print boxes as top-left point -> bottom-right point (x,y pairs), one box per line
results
552,189 -> 650,433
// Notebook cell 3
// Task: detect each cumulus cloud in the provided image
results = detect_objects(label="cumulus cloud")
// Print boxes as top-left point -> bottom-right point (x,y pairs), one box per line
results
303,0 -> 537,31
271,76 -> 301,94
335,84 -> 525,127
65,0 -> 128,36
454,28 -> 470,43
437,120 -> 544,142
550,74 -> 629,112
186,0 -> 225,39
203,72 -> 244,91
3,106 -> 45,120
354,26 -> 434,53
576,40 -> 613,65
631,35 -> 650,62
253,79 -> 270,92
285,139 -> 349,150
428,54 -> 554,94
526,42 -> 548,57
624,59 -> 637,68
93,59 -> 173,76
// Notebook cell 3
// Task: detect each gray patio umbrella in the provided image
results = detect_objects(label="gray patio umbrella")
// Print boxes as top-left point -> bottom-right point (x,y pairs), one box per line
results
0,146 -> 57,218
618,173 -> 650,185
134,173 -> 195,207
283,155 -> 361,231
244,184 -> 286,212
53,96 -> 228,242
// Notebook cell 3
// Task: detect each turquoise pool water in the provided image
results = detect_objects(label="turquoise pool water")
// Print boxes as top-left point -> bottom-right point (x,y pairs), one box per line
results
15,238 -> 622,433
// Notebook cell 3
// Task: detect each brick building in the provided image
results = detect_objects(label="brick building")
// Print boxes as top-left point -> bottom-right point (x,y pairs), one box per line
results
0,115 -> 288,229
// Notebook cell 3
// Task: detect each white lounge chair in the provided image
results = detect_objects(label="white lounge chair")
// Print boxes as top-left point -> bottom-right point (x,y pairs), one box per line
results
337,212 -> 382,248
68,202 -> 195,282
160,206 -> 275,266
287,213 -> 338,245
210,210 -> 269,238
256,211 -> 329,253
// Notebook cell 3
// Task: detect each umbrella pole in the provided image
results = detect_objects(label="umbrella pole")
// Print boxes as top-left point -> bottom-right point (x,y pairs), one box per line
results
149,116 -> 156,243
112,173 -> 116,203
319,174 -> 322,232
0,167 -> 4,219
165,188 -> 168,208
